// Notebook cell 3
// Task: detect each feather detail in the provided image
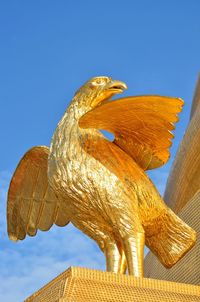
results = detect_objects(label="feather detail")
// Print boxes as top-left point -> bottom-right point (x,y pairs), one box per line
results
79,95 -> 183,170
7,146 -> 70,241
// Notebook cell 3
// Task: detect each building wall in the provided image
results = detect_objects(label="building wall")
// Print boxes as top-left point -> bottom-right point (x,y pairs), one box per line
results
144,77 -> 200,284
164,77 -> 200,213
190,74 -> 200,120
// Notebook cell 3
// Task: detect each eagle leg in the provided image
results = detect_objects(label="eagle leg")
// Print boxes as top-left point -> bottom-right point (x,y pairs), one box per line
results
122,232 -> 145,277
104,240 -> 125,274
118,249 -> 127,274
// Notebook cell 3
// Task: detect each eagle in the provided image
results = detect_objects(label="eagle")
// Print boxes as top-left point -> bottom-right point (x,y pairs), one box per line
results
7,76 -> 196,277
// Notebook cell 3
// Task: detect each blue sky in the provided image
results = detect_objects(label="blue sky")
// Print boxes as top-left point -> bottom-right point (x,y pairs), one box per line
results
0,1 -> 200,301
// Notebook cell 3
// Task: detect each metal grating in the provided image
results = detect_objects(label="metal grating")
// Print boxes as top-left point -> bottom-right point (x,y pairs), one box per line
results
25,267 -> 200,302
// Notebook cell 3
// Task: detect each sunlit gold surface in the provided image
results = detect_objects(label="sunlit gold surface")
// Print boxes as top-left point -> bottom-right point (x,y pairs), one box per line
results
25,267 -> 200,302
165,74 -> 200,213
144,74 -> 200,284
145,191 -> 200,284
7,76 -> 196,277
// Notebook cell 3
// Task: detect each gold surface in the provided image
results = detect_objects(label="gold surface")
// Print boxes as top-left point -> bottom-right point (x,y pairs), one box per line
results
145,76 -> 200,284
145,191 -> 200,284
7,146 -> 70,240
164,75 -> 200,213
7,76 -> 196,277
190,73 -> 200,119
25,267 -> 200,302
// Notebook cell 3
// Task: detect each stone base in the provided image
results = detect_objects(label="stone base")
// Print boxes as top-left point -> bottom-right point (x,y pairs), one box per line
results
25,267 -> 200,302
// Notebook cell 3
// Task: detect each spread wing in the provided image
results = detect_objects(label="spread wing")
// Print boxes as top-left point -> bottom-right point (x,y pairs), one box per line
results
7,146 -> 70,241
79,95 -> 184,170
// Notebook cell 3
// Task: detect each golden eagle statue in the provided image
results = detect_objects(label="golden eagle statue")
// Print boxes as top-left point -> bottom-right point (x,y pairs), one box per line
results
7,76 -> 196,277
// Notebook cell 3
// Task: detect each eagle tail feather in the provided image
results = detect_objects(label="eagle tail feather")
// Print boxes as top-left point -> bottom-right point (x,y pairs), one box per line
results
145,208 -> 196,268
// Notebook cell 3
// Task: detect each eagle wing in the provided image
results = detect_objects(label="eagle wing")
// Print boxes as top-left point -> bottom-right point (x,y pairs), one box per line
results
79,95 -> 183,170
7,146 -> 70,241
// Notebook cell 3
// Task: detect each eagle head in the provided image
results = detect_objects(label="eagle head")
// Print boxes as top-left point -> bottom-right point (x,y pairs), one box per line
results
74,76 -> 127,110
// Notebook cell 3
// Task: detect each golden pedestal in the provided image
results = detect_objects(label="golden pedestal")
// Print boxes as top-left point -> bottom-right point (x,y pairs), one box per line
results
25,267 -> 200,302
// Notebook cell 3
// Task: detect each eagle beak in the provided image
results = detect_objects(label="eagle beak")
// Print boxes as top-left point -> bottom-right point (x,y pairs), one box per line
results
91,80 -> 128,108
106,80 -> 128,93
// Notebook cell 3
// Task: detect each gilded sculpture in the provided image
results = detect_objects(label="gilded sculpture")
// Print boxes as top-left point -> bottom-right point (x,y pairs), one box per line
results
7,76 -> 196,277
